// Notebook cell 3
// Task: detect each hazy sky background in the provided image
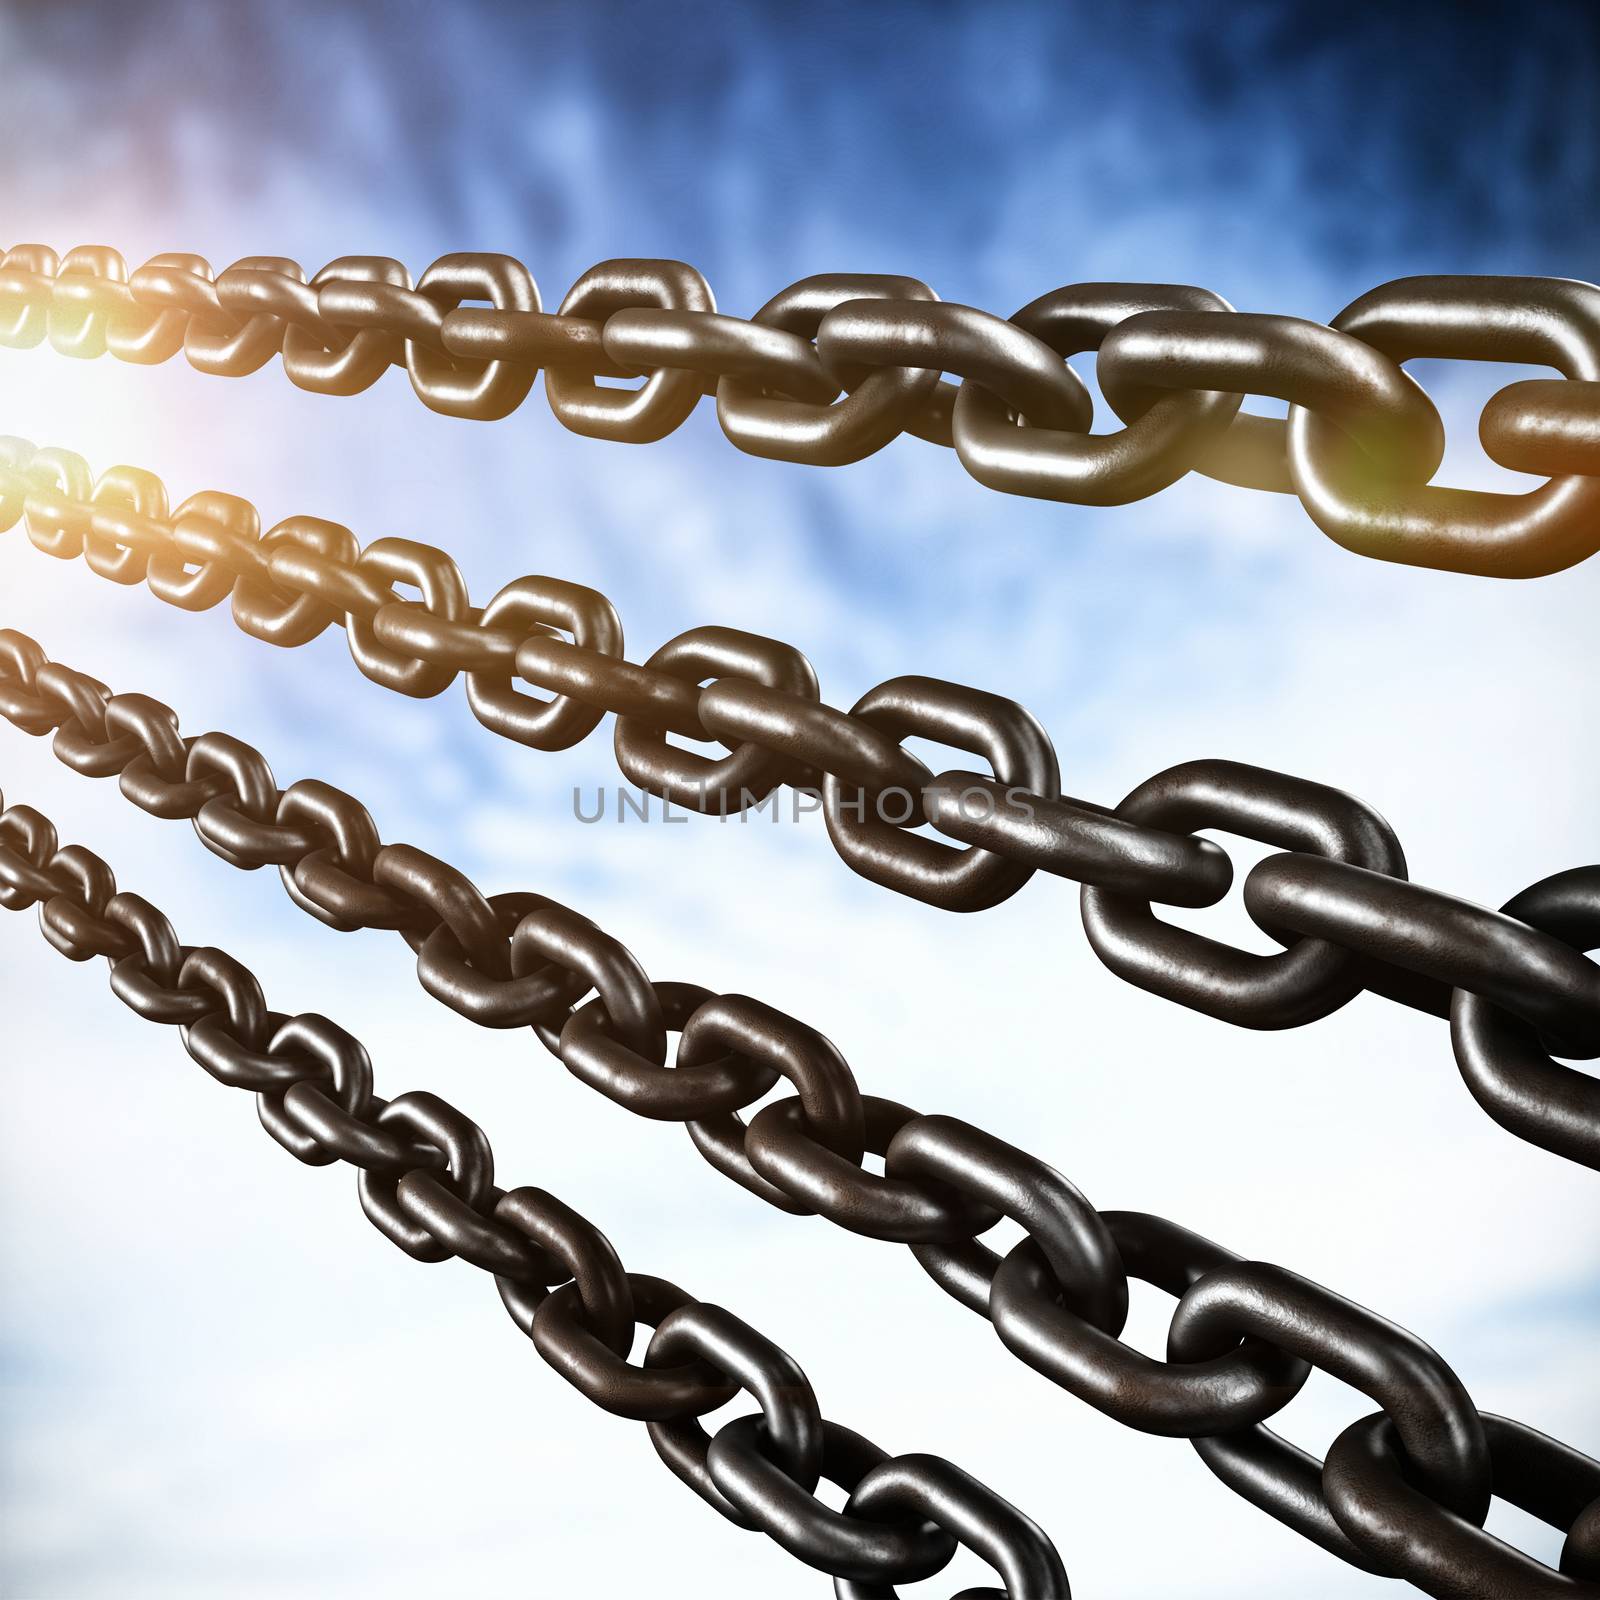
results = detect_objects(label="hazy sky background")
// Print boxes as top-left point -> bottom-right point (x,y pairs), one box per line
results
2,2 -> 1598,1596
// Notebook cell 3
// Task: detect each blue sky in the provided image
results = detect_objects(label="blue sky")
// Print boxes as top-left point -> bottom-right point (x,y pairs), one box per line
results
2,3 -> 1598,1596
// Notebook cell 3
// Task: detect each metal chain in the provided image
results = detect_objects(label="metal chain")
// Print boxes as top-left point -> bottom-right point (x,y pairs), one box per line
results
2,633 -> 1595,1598
5,243 -> 1600,576
0,787 -> 1072,1598
3,443 -> 1596,1169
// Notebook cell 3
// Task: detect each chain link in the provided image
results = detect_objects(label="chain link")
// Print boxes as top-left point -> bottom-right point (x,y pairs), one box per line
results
0,787 -> 1071,1597
5,244 -> 1600,575
1,637 -> 1594,1597
2,448 -> 1596,1166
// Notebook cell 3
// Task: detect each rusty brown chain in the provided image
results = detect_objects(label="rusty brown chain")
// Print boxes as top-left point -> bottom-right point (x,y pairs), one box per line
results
0,787 -> 1072,1595
2,440 -> 1596,1169
5,243 -> 1600,576
1,630 -> 1596,1598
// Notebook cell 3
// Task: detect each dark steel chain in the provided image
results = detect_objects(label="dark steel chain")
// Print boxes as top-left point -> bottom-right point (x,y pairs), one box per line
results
0,787 -> 1071,1598
3,449 -> 1596,1169
5,243 -> 1600,575
2,634 -> 1595,1597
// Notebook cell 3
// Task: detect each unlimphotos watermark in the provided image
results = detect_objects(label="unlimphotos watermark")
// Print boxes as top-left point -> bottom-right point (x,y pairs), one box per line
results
571,783 -> 1038,825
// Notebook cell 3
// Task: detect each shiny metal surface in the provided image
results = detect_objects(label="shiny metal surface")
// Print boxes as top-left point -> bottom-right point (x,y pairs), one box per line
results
0,474 -> 1595,1168
6,244 -> 1600,572
1324,1412 -> 1600,1596
1290,276 -> 1600,577
0,787 -> 1068,1595
2,640 -> 1593,1595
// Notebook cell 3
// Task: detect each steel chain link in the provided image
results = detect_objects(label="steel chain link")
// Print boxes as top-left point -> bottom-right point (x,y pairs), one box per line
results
5,244 -> 1600,575
1,635 -> 1595,1597
1,451 -> 1595,1167
0,788 -> 1072,1597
